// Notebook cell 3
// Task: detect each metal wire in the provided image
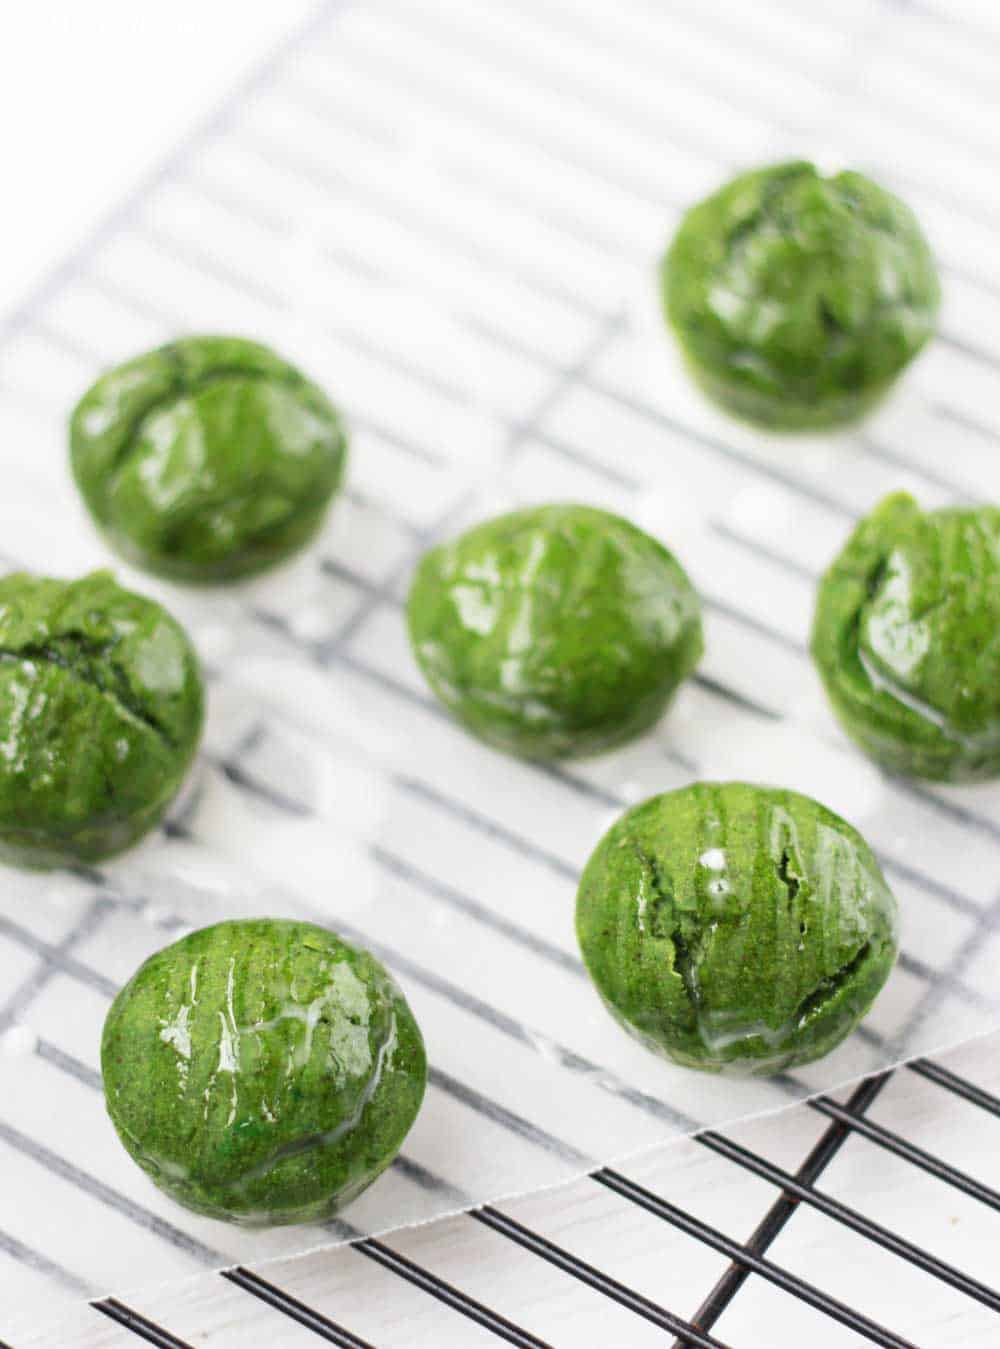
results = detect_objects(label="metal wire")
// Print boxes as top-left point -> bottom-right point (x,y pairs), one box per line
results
695,1130 -> 1000,1314
593,1164 -> 919,1349
353,1238 -> 552,1349
907,1059 -> 1000,1118
807,1095 -> 1000,1213
92,1299 -> 195,1348
221,1268 -> 376,1349
471,1206 -> 733,1348
675,1073 -> 894,1344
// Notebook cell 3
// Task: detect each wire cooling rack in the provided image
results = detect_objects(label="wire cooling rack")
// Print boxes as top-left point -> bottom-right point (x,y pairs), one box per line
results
2,0 -> 1000,1343
19,1041 -> 1000,1345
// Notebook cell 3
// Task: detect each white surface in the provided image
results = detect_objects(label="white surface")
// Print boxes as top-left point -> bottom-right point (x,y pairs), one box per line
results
1,1 -> 1000,1345
0,1 -> 314,312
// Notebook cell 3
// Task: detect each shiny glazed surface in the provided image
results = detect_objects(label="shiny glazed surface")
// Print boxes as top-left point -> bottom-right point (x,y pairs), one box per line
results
70,335 -> 348,582
0,570 -> 203,867
576,782 -> 898,1075
811,492 -> 1000,781
661,161 -> 940,430
101,919 -> 427,1226
406,504 -> 704,760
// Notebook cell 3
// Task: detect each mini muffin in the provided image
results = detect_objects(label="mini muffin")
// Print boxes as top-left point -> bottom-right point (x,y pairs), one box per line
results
406,504 -> 703,760
812,492 -> 1000,781
576,782 -> 898,1075
71,336 -> 348,582
662,161 -> 939,430
102,919 -> 427,1225
0,570 -> 203,867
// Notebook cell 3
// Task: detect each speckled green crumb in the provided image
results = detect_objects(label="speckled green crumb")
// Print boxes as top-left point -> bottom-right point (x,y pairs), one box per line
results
70,335 -> 348,583
406,504 -> 704,760
0,570 -> 203,868
811,492 -> 1000,782
661,161 -> 940,430
576,782 -> 898,1075
101,919 -> 427,1226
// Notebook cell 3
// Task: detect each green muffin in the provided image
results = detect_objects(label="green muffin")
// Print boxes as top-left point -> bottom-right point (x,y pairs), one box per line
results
661,161 -> 939,430
0,570 -> 203,868
71,336 -> 348,582
576,782 -> 898,1075
102,919 -> 427,1226
406,504 -> 703,760
812,492 -> 1000,781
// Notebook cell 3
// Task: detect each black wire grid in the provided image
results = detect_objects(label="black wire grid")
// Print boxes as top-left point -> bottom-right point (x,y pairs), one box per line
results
1,0 -> 1000,1344
51,1057 -> 1000,1346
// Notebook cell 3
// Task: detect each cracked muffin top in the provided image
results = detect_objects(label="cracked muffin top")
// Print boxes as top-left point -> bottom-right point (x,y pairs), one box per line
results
70,335 -> 348,583
661,161 -> 939,430
811,492 -> 1000,782
575,781 -> 898,1075
0,569 -> 203,867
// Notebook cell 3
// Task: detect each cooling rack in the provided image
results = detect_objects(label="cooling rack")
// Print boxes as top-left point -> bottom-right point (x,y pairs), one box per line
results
19,1038 -> 1000,1346
1,0 -> 1000,1343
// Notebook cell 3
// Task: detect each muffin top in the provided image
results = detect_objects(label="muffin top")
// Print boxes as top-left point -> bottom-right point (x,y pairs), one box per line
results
71,335 -> 347,582
662,161 -> 939,429
102,918 -> 427,1225
812,492 -> 1000,781
0,569 -> 203,865
407,504 -> 703,759
576,782 -> 898,1074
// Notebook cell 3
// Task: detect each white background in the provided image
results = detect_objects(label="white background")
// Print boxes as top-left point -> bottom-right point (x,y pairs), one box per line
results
0,2 -> 312,311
